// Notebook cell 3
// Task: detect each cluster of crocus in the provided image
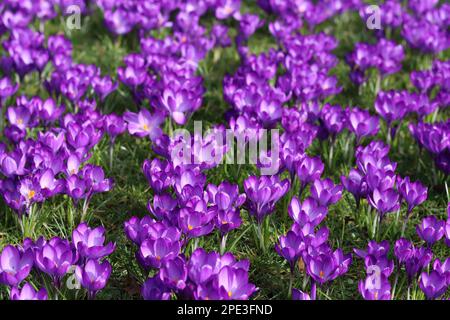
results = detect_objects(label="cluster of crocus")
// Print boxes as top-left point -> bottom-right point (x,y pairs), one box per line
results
341,141 -> 428,236
258,0 -> 359,33
410,60 -> 450,109
358,0 -> 449,55
0,106 -> 113,216
346,39 -> 405,85
277,178 -> 350,300
355,240 -> 394,300
0,222 -> 114,300
415,205 -> 450,299
394,238 -> 432,285
125,217 -> 257,300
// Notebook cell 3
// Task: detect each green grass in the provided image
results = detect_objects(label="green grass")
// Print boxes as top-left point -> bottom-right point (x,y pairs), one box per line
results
0,2 -> 449,300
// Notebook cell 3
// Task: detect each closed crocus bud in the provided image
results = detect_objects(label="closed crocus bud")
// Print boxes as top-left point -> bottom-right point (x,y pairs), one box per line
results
72,222 -> 115,260
75,259 -> 112,299
341,168 -> 367,207
34,237 -> 76,284
394,238 -> 414,264
159,256 -> 187,290
419,270 -> 447,299
416,216 -> 445,246
404,247 -> 433,283
148,193 -> 178,221
295,156 -> 323,194
10,283 -> 48,300
142,158 -> 173,194
104,114 -> 126,142
397,176 -> 428,214
243,175 -> 290,224
0,77 -> 18,100
368,188 -> 400,218
0,245 -> 33,287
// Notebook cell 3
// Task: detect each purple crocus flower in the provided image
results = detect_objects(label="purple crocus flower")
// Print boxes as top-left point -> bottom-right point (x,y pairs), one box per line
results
215,0 -> 240,20
0,77 -> 18,102
72,222 -> 115,260
433,258 -> 450,285
39,98 -> 65,123
124,216 -> 156,246
104,114 -> 126,143
397,176 -> 428,214
346,107 -> 380,143
368,188 -> 400,219
123,109 -> 165,140
310,178 -> 343,207
243,175 -> 290,224
142,158 -> 173,194
304,249 -> 352,285
75,259 -> 112,299
92,75 -> 118,101
217,266 -> 257,300
10,283 -> 48,300
419,270 -> 448,300
34,237 -> 76,285
0,245 -> 33,287
275,231 -> 305,271
295,156 -> 324,195
207,182 -> 246,234
178,200 -> 216,239
341,168 -> 367,208
138,238 -> 181,269
288,197 -> 328,227
160,88 -> 200,125
416,216 -> 445,246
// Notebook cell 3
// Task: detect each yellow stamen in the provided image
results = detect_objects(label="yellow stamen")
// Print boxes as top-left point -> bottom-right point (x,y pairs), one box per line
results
228,291 -> 232,298
374,292 -> 378,300
319,270 -> 324,278
27,190 -> 35,200
17,119 -> 23,125
143,124 -> 149,131
156,256 -> 161,261
188,225 -> 193,231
